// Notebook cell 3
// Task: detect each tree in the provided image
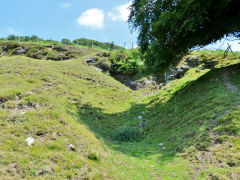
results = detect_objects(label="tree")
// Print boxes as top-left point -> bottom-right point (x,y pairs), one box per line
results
62,39 -> 71,45
30,35 -> 39,42
20,36 -> 25,42
24,36 -> 31,41
7,35 -> 18,41
129,0 -> 240,72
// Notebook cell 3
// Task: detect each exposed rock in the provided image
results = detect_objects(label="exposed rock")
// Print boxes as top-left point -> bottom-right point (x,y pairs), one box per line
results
165,65 -> 190,83
0,98 -> 8,104
14,47 -> 28,55
26,137 -> 35,146
68,144 -> 76,151
93,66 -> 103,73
181,65 -> 190,70
202,60 -> 218,69
113,74 -> 162,91
85,58 -> 97,64
186,57 -> 201,67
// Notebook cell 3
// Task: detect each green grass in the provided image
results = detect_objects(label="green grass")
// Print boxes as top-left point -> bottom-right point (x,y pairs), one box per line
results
0,49 -> 240,179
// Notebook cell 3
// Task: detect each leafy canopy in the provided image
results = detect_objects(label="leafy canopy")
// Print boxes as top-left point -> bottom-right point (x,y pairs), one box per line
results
129,0 -> 240,72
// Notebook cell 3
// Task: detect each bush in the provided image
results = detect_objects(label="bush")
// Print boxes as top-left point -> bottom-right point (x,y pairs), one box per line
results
109,50 -> 145,75
61,39 -> 71,45
112,126 -> 142,141
95,58 -> 111,72
88,152 -> 100,161
7,35 -> 18,41
46,52 -> 67,61
1,42 -> 19,51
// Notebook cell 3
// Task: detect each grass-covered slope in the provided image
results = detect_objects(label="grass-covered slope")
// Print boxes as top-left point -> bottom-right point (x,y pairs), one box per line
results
0,50 -> 240,179
0,56 -> 140,179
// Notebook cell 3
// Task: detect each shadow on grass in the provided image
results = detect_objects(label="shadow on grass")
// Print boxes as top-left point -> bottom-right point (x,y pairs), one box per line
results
72,64 -> 240,164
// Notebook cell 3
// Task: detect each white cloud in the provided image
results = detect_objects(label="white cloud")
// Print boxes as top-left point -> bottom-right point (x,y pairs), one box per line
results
108,1 -> 132,22
76,8 -> 105,29
60,3 -> 71,9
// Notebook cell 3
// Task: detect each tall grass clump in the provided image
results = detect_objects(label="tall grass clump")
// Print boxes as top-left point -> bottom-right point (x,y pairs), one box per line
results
112,126 -> 142,141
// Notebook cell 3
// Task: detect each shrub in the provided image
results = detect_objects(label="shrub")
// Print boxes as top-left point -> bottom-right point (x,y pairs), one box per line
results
95,58 -> 111,72
88,152 -> 100,161
109,49 -> 145,75
1,42 -> 19,51
7,35 -> 18,41
26,46 -> 47,59
61,38 -> 71,45
112,126 -> 142,141
46,52 -> 67,61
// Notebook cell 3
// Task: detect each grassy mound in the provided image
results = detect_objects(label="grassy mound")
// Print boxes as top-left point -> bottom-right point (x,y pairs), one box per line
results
0,56 -> 140,179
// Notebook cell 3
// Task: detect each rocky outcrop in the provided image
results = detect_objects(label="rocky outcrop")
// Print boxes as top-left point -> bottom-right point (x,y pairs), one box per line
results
85,57 -> 97,64
186,57 -> 201,67
165,65 -> 190,82
13,47 -> 28,55
0,42 -> 87,61
165,56 -> 219,84
202,60 -> 218,69
113,74 -> 162,90
186,56 -> 218,69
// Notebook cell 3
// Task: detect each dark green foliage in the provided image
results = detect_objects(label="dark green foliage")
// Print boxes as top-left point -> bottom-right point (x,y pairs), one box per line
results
73,38 -> 124,50
129,0 -> 240,72
61,39 -> 71,45
88,152 -> 100,161
109,49 -> 145,75
1,42 -> 19,51
7,35 -> 42,42
7,35 -> 18,41
24,36 -> 31,41
112,126 -> 142,141
30,35 -> 39,42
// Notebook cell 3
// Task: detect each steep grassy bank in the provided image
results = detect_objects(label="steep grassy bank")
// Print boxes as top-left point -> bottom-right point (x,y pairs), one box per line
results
0,56 -> 141,179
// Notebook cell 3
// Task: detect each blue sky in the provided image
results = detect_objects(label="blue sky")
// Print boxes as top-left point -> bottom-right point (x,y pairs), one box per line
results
0,0 -> 239,51
0,0 -> 137,48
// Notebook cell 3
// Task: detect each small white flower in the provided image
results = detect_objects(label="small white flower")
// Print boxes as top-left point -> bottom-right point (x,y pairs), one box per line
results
162,147 -> 166,150
138,116 -> 143,120
26,137 -> 34,146
158,143 -> 163,146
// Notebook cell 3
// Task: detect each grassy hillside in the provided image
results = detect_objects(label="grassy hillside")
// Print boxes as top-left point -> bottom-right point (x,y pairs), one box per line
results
0,46 -> 240,179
